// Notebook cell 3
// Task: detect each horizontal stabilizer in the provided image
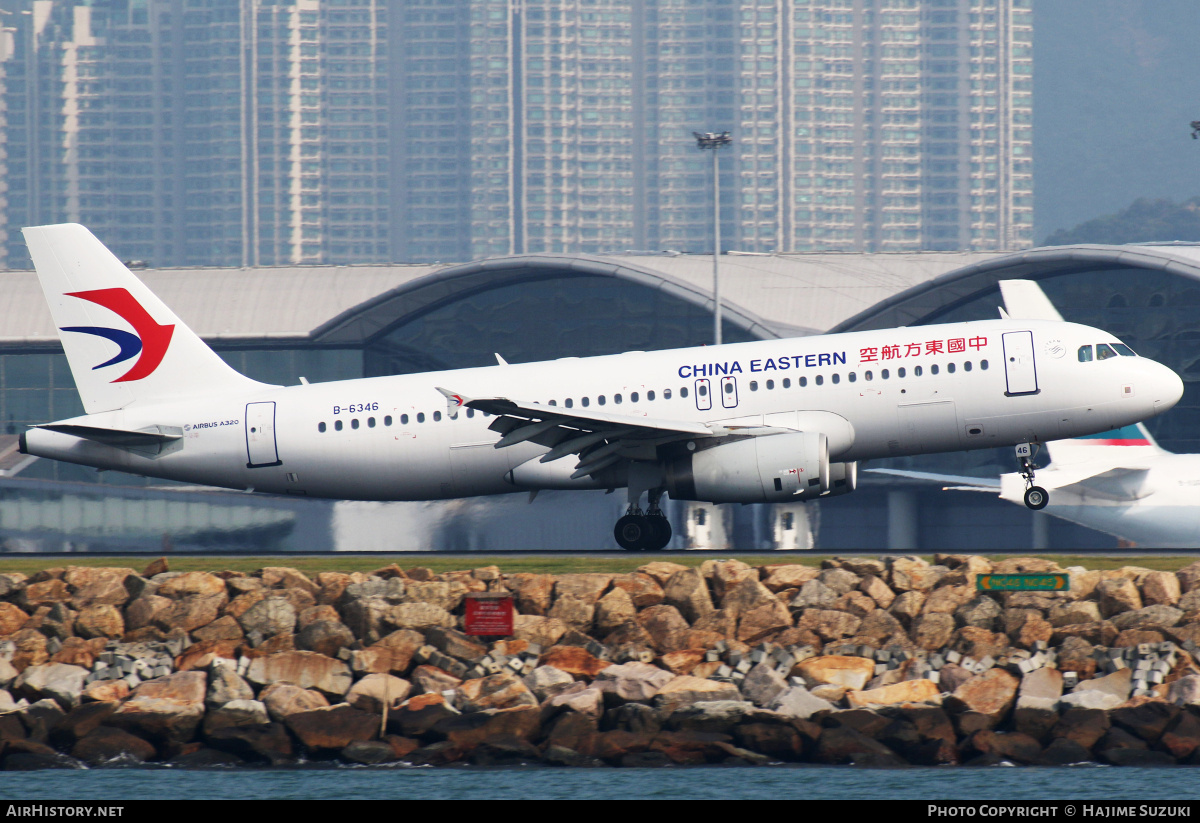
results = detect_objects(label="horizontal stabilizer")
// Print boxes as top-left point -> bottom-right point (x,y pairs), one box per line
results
1060,467 -> 1152,501
35,423 -> 182,449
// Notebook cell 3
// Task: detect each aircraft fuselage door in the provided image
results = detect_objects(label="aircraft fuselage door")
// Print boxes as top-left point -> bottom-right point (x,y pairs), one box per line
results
695,378 -> 712,411
1002,331 -> 1039,396
720,376 -> 738,408
245,401 -> 282,468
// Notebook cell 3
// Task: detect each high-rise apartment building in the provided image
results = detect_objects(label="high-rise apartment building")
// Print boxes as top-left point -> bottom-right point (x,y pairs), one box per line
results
0,0 -> 390,269
0,0 -> 1031,269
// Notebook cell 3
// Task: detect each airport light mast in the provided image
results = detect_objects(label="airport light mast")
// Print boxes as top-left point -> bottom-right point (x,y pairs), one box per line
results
695,131 -> 732,345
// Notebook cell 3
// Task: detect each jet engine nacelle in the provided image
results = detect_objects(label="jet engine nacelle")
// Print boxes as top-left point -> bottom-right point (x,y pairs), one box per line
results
824,461 -> 858,497
664,431 -> 829,504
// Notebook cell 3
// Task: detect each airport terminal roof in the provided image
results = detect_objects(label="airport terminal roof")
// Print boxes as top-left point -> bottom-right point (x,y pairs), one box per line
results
2,243 -> 1200,348
0,250 -> 1000,347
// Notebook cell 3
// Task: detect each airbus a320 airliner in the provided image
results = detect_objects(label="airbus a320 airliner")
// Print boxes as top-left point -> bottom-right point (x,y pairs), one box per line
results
18,224 -> 1185,550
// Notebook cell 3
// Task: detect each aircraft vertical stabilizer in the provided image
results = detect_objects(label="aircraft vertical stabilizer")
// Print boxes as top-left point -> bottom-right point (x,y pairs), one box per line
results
23,223 -> 269,414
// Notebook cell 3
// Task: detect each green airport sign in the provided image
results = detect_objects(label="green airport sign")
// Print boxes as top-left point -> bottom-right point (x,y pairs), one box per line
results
976,573 -> 1069,592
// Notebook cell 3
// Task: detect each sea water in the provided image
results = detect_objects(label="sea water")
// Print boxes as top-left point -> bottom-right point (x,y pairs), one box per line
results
1,765 -> 1197,801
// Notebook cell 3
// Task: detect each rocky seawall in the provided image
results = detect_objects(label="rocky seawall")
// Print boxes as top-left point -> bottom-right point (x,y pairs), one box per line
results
2,555 -> 1200,769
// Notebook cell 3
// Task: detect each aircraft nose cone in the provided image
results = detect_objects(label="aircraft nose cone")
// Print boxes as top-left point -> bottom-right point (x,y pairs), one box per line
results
1150,360 -> 1184,414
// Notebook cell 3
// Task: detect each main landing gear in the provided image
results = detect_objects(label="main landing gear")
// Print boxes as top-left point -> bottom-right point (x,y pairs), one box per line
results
1016,443 -> 1049,510
614,475 -> 673,551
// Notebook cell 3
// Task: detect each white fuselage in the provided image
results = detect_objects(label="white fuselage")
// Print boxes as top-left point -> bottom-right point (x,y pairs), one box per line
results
23,318 -> 1183,502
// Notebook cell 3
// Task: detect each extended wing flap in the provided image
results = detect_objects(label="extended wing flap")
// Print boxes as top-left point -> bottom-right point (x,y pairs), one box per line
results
868,468 -> 1002,490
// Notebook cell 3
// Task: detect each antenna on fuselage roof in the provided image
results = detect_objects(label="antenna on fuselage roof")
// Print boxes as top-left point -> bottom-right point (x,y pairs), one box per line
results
495,353 -> 509,366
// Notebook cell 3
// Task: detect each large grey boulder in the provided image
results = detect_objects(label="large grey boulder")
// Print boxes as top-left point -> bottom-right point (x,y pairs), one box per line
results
13,663 -> 89,711
203,699 -> 271,736
665,700 -> 757,734
767,685 -> 834,720
523,665 -> 577,703
238,597 -> 297,637
741,662 -> 789,708
1110,605 -> 1183,632
593,662 -> 675,704
206,661 -> 255,708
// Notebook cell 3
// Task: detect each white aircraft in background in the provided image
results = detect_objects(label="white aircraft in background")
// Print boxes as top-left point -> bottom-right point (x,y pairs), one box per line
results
875,422 -> 1200,549
17,224 -> 1184,550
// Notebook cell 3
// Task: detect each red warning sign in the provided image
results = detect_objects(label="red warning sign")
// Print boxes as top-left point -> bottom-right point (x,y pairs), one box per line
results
464,592 -> 514,636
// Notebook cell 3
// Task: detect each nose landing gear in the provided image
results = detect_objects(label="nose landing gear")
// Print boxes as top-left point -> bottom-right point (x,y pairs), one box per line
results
1016,443 -> 1049,510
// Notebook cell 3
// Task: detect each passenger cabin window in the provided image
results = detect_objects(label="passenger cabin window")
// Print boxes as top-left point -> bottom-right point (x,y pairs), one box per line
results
980,359 -> 988,370
351,419 -> 360,429
565,399 -> 573,408
848,372 -> 856,383
385,416 -> 393,426
335,420 -> 343,431
1096,343 -> 1118,361
831,374 -> 840,384
698,384 -> 708,397
433,411 -> 442,421
417,413 -> 425,423
930,364 -> 939,375
597,395 -> 606,406
400,414 -> 409,424
467,408 -> 475,417
782,378 -> 791,388
582,397 -> 590,407
368,417 -> 376,428
1078,345 -> 1093,362
749,381 -> 758,391
646,391 -> 654,401
964,361 -> 972,372
799,376 -> 808,387
680,387 -> 688,398
617,394 -> 625,404
815,375 -> 824,386
663,389 -> 671,399
318,422 -> 326,433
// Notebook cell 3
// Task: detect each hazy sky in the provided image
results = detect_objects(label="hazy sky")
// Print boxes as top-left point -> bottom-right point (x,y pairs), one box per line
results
1034,0 -> 1200,241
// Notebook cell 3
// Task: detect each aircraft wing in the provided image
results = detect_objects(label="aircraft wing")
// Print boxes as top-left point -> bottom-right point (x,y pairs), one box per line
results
436,387 -> 791,479
868,468 -> 1002,491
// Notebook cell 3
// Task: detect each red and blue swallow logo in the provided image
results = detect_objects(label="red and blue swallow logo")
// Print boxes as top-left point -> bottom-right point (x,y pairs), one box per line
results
59,288 -> 175,383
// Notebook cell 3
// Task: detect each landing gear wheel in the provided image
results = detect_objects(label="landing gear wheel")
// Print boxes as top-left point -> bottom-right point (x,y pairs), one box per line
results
644,515 -> 673,551
615,514 -> 652,551
1024,486 -> 1049,510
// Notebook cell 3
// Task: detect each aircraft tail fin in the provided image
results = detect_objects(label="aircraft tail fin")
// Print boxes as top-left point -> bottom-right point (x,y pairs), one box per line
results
23,223 -> 269,415
1045,422 -> 1167,466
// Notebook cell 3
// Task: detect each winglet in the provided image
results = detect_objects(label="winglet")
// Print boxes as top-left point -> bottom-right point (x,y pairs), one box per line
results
435,387 -> 469,420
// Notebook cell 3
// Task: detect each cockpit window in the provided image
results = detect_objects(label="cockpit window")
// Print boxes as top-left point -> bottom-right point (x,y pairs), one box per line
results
1096,343 -> 1118,360
1113,343 -> 1137,357
1078,345 -> 1093,362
